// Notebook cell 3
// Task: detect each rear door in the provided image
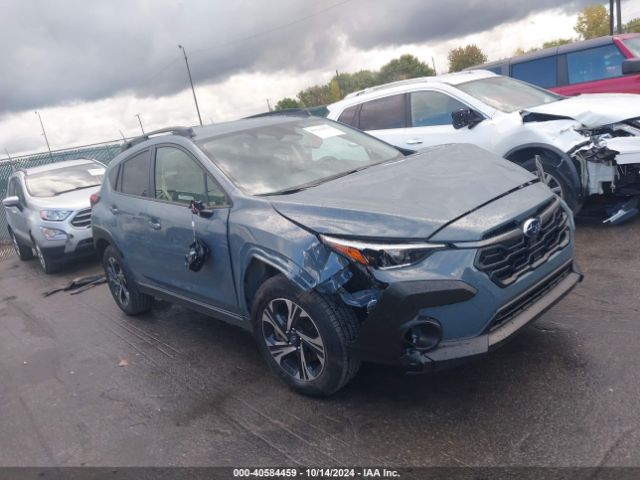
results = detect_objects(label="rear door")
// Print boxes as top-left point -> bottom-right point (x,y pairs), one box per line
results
144,145 -> 237,312
403,90 -> 494,151
110,149 -> 153,276
357,93 -> 408,147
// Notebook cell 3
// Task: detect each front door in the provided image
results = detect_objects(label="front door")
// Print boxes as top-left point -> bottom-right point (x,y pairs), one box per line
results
403,90 -> 495,151
5,177 -> 30,244
144,145 -> 238,313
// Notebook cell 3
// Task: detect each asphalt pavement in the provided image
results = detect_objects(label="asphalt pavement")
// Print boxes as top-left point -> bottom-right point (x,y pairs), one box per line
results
0,209 -> 639,467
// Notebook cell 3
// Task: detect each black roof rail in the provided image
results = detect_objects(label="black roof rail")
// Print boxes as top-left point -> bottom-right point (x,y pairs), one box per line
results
122,126 -> 196,150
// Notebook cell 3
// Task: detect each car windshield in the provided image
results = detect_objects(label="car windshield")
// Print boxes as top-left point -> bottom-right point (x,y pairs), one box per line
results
456,76 -> 563,113
623,37 -> 640,57
25,162 -> 105,197
197,118 -> 404,195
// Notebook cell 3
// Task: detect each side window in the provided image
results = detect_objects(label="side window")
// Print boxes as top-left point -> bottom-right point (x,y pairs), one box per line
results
410,91 -> 469,127
7,178 -> 17,197
567,44 -> 625,84
154,146 -> 227,207
337,105 -> 359,127
108,165 -> 120,189
118,150 -> 150,197
511,56 -> 557,88
358,94 -> 407,130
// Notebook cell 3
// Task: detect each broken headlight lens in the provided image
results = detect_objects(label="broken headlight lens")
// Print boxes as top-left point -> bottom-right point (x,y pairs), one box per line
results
320,235 -> 444,270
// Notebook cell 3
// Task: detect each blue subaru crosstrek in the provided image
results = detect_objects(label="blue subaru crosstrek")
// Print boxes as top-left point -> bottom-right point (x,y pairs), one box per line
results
92,116 -> 582,396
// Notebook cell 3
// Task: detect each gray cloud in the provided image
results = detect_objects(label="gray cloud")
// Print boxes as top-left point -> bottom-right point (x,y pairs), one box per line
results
0,0 -> 599,115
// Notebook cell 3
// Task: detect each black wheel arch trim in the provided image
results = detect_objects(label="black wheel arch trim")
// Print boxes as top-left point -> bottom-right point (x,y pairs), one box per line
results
503,143 -> 584,199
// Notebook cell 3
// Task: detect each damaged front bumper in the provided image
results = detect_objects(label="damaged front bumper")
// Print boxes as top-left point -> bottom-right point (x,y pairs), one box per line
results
349,260 -> 583,372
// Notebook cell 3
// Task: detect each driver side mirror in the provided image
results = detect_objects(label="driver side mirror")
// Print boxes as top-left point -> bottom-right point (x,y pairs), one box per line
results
622,58 -> 640,75
451,108 -> 484,130
2,196 -> 22,210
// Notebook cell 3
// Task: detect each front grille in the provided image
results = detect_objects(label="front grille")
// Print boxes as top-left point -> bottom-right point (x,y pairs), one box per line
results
486,263 -> 572,332
70,208 -> 92,228
475,200 -> 570,287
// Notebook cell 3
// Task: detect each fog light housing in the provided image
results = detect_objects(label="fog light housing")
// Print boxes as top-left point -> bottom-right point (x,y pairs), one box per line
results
40,227 -> 68,241
405,318 -> 442,352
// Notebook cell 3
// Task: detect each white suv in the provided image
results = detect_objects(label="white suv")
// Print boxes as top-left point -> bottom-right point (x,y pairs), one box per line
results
327,71 -> 640,220
2,159 -> 105,273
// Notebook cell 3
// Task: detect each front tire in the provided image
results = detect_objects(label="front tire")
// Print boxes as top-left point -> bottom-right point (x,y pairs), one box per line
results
103,245 -> 153,315
35,244 -> 61,274
251,274 -> 361,396
10,230 -> 34,261
522,156 -> 582,213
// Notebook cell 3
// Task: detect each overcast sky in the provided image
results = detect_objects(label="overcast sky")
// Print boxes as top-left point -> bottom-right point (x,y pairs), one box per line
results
2,0 -> 639,156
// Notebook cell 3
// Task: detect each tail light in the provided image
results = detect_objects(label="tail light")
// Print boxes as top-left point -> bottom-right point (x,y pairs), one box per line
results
90,193 -> 100,206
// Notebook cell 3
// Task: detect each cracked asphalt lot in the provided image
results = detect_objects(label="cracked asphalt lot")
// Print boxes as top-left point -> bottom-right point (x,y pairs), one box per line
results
1,212 -> 639,467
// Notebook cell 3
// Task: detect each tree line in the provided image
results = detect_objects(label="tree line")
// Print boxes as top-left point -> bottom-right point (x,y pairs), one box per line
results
275,4 -> 640,111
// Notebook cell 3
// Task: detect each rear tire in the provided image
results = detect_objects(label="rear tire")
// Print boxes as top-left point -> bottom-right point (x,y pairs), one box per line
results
521,156 -> 582,214
103,245 -> 153,315
10,230 -> 33,261
35,244 -> 61,274
251,274 -> 361,396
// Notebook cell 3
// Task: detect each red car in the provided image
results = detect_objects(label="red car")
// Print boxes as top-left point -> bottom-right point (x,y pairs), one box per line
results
474,34 -> 640,95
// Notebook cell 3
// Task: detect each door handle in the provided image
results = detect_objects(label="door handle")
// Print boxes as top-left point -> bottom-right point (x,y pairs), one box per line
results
148,219 -> 161,230
406,139 -> 423,145
110,206 -> 119,214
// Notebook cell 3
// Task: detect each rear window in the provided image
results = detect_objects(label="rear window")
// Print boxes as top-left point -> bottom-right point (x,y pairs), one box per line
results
118,151 -> 150,197
358,94 -> 407,130
25,162 -> 104,198
567,44 -> 625,84
511,56 -> 557,88
337,105 -> 359,127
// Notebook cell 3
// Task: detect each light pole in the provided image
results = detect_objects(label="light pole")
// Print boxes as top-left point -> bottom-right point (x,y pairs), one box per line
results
178,44 -> 203,126
135,113 -> 145,135
35,111 -> 53,161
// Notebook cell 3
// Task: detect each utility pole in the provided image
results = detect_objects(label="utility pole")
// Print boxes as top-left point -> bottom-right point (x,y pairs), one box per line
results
266,99 -> 273,112
34,111 -> 53,161
610,0 -> 615,35
616,0 -> 622,34
431,57 -> 437,75
135,114 -> 145,134
178,44 -> 203,126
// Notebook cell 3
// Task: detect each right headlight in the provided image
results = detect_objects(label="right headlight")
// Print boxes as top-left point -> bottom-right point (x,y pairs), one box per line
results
320,235 -> 445,270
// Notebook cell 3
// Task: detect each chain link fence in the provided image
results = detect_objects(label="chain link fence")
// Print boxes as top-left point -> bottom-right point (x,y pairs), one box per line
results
0,141 -> 123,260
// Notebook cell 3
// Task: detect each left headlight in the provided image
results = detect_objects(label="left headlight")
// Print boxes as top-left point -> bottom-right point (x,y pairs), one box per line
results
40,209 -> 72,221
320,235 -> 445,270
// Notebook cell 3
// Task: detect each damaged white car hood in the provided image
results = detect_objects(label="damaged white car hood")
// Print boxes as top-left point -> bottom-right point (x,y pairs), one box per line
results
524,93 -> 640,128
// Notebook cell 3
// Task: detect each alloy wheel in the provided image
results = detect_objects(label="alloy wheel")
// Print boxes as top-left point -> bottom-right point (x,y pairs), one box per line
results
261,298 -> 326,382
543,172 -> 563,198
106,256 -> 130,307
10,232 -> 20,257
35,245 -> 47,271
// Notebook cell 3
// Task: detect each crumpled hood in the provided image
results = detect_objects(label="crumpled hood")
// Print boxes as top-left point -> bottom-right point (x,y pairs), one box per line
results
524,93 -> 640,127
270,143 -> 537,239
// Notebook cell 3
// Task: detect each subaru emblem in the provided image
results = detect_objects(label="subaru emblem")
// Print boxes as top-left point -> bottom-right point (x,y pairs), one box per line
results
522,217 -> 541,238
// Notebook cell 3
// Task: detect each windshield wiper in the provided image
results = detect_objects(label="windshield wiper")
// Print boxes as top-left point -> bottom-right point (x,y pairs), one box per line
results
260,169 -> 363,196
53,184 -> 101,196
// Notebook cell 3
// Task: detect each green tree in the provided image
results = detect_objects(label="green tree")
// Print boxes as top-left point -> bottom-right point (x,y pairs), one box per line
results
297,84 -> 335,108
274,97 -> 303,110
574,4 -> 610,40
542,38 -> 572,48
448,44 -> 488,72
377,54 -> 435,83
626,18 -> 640,33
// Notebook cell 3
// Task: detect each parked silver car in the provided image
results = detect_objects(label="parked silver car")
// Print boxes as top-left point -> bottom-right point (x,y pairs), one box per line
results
2,159 -> 105,273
